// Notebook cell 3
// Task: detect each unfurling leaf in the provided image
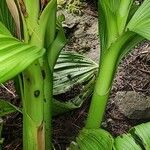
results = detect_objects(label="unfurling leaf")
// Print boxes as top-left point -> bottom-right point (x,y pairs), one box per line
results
68,128 -> 114,150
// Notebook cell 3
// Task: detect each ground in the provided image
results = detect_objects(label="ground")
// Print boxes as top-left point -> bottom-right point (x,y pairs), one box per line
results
0,2 -> 150,150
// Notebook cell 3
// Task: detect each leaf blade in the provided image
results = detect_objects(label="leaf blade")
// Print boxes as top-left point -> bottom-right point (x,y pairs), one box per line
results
0,34 -> 45,84
127,0 -> 150,40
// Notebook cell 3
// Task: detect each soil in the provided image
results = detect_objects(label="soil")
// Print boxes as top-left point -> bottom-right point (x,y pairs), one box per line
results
0,2 -> 150,150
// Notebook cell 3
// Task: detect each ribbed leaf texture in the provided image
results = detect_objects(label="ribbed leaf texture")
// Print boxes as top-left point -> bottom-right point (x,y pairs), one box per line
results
53,52 -> 98,95
130,122 -> 150,149
0,23 -> 45,83
114,134 -> 142,150
68,128 -> 114,150
127,0 -> 150,40
114,122 -> 150,150
53,51 -> 98,115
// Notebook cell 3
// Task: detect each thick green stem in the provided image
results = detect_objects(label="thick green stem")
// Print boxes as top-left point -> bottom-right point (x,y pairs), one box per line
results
86,32 -> 136,129
22,22 -> 46,149
23,63 -> 45,150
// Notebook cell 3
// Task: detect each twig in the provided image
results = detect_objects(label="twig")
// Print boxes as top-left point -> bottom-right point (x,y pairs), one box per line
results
0,84 -> 16,98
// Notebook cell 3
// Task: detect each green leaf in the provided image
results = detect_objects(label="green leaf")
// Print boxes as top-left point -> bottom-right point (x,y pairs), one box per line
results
114,122 -> 150,150
116,33 -> 144,63
130,122 -> 150,149
40,0 -> 57,48
69,128 -> 114,150
0,99 -> 20,117
0,34 -> 45,84
0,0 -> 15,35
127,0 -> 150,40
53,51 -> 98,115
114,133 -> 142,150
98,0 -> 119,49
53,51 -> 98,95
53,76 -> 95,115
23,0 -> 40,35
116,0 -> 133,35
48,24 -> 66,70
0,22 -> 11,36
127,2 -> 140,23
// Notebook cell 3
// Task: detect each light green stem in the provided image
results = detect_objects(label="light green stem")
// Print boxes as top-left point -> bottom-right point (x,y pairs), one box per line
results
86,32 -> 136,129
23,62 -> 45,150
22,19 -> 46,149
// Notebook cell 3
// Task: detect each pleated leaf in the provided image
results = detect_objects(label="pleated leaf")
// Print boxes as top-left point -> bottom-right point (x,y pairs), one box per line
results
114,134 -> 142,150
69,128 -> 114,150
127,0 -> 150,40
53,51 -> 98,95
0,34 -> 45,84
53,75 -> 95,115
114,122 -> 150,150
130,122 -> 150,149
52,51 -> 98,115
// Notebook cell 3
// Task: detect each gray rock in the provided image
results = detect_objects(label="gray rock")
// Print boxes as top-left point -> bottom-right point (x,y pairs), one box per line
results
58,8 -> 100,63
115,91 -> 150,119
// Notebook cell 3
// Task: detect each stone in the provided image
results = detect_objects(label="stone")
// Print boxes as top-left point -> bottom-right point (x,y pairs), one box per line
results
115,91 -> 150,119
58,8 -> 100,63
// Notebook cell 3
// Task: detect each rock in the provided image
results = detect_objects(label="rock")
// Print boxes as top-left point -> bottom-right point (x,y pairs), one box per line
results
58,7 -> 100,63
115,91 -> 150,119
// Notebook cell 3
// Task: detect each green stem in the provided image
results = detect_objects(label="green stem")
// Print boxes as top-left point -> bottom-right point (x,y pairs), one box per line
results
86,32 -> 135,129
43,55 -> 53,150
22,21 -> 46,149
23,62 -> 45,150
